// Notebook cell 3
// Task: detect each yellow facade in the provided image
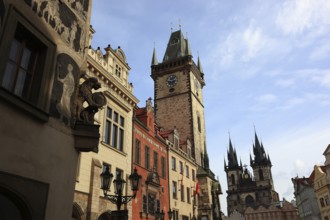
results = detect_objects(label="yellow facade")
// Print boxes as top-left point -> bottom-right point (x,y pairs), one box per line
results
73,27 -> 139,219
314,165 -> 330,220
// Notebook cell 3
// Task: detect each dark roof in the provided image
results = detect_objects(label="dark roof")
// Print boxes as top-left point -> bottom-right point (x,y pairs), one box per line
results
163,30 -> 192,62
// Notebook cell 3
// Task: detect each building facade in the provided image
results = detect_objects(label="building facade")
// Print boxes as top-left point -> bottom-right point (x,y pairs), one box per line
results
73,27 -> 139,219
151,29 -> 221,220
292,172 -> 321,219
244,200 -> 299,220
132,98 -> 170,219
314,165 -> 330,220
0,0 -> 95,220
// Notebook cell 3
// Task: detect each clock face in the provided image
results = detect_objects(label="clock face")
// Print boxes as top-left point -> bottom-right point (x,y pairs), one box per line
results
195,78 -> 199,89
166,75 -> 178,88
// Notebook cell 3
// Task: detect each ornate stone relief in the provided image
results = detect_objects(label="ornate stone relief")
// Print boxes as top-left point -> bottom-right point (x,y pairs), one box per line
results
26,0 -> 87,54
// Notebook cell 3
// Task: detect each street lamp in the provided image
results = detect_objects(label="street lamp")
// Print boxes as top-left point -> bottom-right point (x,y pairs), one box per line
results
155,210 -> 165,220
168,208 -> 173,220
100,166 -> 141,211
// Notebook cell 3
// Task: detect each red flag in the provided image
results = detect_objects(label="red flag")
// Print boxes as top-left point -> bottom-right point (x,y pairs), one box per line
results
195,182 -> 199,195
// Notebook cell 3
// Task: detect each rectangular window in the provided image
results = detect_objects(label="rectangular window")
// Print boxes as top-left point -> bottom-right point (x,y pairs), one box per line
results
153,151 -> 158,173
135,139 -> 141,165
105,120 -> 111,144
186,187 -> 191,203
171,157 -> 176,171
145,146 -> 150,169
181,184 -> 185,201
179,161 -> 183,174
192,169 -> 195,181
161,156 -> 166,178
172,181 -> 177,199
104,107 -> 125,151
186,165 -> 189,178
2,23 -> 46,103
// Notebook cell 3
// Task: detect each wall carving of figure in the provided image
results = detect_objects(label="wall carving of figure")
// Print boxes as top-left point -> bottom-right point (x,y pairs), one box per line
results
50,53 -> 79,126
56,63 -> 75,119
75,78 -> 106,124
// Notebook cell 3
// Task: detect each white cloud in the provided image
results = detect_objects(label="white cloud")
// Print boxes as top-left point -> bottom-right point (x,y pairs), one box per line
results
242,24 -> 264,61
309,69 -> 330,87
255,94 -> 278,103
276,0 -> 330,35
277,97 -> 305,110
275,79 -> 295,88
309,42 -> 330,61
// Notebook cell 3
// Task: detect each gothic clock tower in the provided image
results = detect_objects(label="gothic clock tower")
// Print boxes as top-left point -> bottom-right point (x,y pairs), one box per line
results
151,29 -> 222,220
151,29 -> 206,166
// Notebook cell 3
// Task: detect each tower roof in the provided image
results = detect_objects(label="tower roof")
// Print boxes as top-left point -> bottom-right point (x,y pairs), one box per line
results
151,47 -> 158,65
163,30 -> 192,62
251,131 -> 272,167
226,138 -> 241,170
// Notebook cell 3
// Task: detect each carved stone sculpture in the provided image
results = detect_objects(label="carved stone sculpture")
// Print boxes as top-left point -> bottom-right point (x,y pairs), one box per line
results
75,77 -> 106,124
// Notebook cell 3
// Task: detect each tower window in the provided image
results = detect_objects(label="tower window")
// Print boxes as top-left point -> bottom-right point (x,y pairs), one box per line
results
197,116 -> 201,132
170,38 -> 179,45
259,169 -> 264,180
231,174 -> 235,185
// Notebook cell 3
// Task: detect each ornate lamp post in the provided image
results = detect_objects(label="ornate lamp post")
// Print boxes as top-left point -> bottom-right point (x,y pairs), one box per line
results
168,208 -> 173,220
100,166 -> 141,211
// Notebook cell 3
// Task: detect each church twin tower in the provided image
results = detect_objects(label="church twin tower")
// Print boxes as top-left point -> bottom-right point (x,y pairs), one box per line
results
224,133 -> 279,215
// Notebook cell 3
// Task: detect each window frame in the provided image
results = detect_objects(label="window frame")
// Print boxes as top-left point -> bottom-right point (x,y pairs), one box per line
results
171,157 -> 176,171
135,139 -> 141,165
0,7 -> 56,121
104,107 -> 125,152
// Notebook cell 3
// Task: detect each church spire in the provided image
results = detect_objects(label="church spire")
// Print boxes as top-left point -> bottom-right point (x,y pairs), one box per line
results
252,131 -> 272,167
151,47 -> 158,65
226,137 -> 239,170
197,55 -> 204,75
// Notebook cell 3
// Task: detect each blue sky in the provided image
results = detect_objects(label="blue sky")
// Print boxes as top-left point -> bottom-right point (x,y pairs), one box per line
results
91,0 -> 330,214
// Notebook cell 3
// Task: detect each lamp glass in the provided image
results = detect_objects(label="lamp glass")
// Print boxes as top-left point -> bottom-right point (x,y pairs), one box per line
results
129,167 -> 142,192
100,166 -> 113,192
113,174 -> 125,194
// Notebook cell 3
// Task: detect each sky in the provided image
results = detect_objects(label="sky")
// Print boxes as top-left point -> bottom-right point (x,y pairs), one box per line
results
90,0 -> 330,215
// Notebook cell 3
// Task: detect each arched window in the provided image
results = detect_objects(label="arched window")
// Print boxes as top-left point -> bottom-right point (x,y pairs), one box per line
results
259,169 -> 264,180
72,202 -> 83,220
231,174 -> 235,185
98,211 -> 111,220
245,195 -> 254,207
0,189 -> 32,220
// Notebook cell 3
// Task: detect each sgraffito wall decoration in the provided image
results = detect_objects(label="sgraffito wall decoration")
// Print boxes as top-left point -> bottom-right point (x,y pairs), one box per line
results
26,0 -> 88,53
0,0 -> 5,28
50,53 -> 80,125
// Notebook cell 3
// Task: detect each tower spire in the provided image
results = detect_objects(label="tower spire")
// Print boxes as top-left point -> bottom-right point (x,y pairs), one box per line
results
151,46 -> 158,66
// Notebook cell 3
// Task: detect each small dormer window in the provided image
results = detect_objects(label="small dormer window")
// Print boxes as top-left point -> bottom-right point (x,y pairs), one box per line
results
115,64 -> 121,78
171,38 -> 179,45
